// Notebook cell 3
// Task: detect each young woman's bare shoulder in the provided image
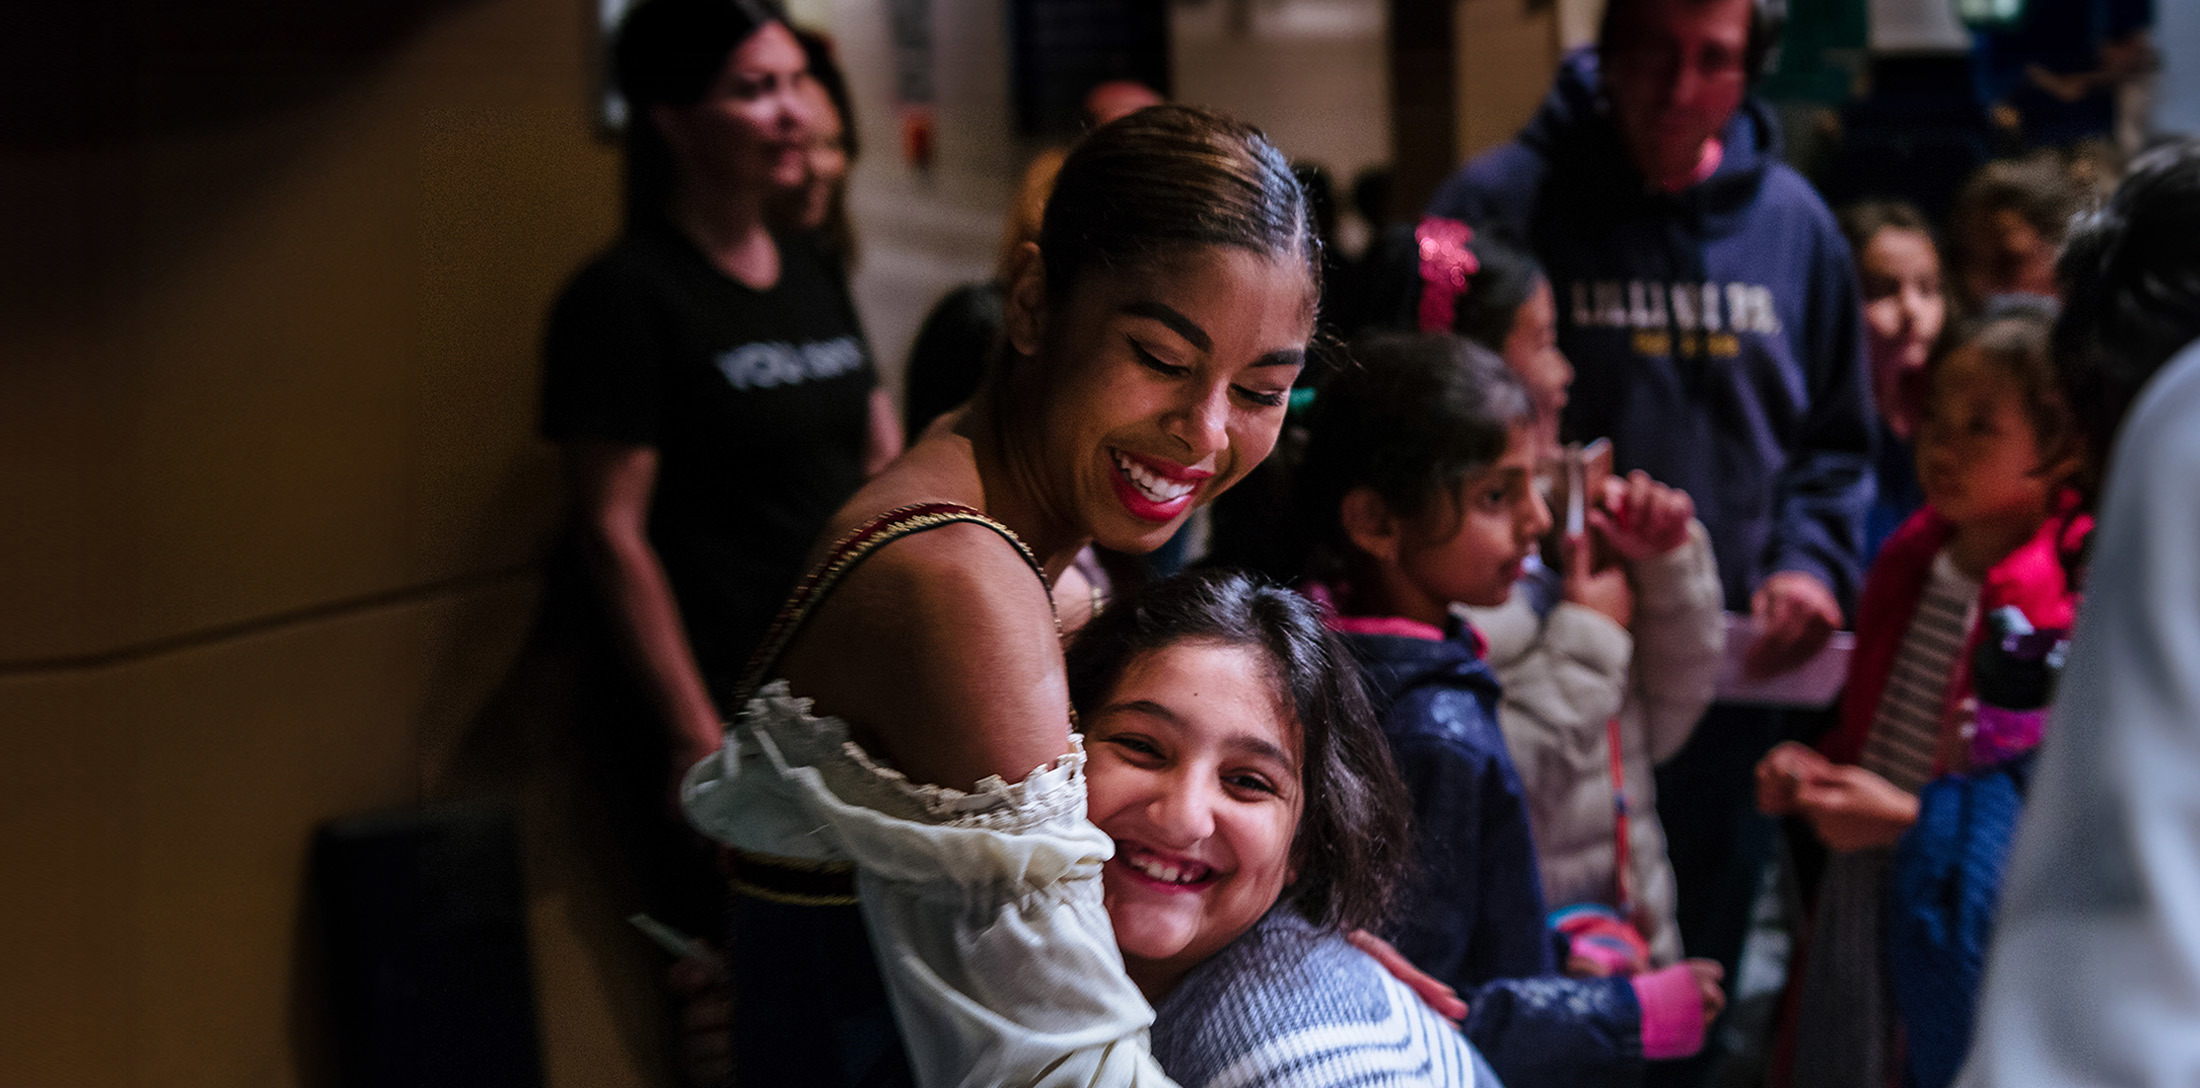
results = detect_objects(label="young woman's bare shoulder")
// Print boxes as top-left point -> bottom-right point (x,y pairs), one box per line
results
778,521 -> 1073,790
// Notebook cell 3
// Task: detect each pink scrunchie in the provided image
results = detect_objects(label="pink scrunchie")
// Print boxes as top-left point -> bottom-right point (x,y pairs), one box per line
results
1415,216 -> 1479,333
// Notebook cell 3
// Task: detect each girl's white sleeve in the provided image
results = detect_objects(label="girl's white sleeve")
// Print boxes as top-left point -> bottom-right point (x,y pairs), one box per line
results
1624,521 -> 1726,765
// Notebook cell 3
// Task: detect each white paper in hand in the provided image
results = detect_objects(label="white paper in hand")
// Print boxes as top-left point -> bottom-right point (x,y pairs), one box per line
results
1714,612 -> 1854,707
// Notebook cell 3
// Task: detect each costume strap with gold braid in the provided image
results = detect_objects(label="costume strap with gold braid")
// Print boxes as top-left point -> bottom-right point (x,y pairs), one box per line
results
724,501 -> 1057,907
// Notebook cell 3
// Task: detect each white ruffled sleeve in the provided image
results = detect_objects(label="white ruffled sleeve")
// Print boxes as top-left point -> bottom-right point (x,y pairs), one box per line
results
684,682 -> 1179,1088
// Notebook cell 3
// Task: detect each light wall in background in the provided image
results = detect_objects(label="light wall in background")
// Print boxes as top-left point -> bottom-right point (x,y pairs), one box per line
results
1173,0 -> 1393,185
824,0 -> 1023,399
1457,0 -> 1562,160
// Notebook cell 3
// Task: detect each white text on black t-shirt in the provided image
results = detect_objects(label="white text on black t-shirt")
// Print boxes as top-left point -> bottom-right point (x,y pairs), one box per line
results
715,335 -> 867,391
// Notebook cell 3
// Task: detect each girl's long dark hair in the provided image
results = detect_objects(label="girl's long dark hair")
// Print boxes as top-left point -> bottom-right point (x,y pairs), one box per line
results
1066,568 -> 1413,933
2053,138 -> 2200,510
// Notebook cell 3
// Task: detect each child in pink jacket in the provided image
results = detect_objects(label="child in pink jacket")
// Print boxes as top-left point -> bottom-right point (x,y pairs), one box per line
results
1757,307 -> 2088,1088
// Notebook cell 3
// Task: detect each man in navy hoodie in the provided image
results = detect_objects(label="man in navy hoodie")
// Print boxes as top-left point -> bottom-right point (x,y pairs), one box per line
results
1427,0 -> 1874,1063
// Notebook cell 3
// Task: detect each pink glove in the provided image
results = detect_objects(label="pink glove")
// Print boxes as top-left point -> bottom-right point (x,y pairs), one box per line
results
1632,963 -> 1709,1060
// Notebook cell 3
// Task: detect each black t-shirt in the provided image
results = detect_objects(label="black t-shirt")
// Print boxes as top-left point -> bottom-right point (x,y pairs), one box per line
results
543,223 -> 876,701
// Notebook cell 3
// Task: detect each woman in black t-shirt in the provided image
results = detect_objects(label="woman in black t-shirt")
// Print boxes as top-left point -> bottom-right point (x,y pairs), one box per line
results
540,0 -> 901,951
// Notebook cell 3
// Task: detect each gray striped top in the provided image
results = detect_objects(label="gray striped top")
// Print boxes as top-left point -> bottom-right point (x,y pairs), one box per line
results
1862,549 -> 1979,794
1151,909 -> 1497,1088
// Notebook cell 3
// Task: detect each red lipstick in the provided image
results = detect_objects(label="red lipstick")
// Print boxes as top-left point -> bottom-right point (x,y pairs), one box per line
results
1109,449 -> 1215,524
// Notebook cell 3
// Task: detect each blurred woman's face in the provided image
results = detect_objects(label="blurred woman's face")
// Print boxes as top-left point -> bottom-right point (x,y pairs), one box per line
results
1085,639 -> 1304,997
792,79 -> 849,232
1007,244 -> 1313,555
1859,226 -> 1947,410
653,22 -> 811,197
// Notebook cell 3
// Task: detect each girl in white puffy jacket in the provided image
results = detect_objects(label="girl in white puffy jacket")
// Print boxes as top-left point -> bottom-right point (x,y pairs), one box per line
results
1461,492 -> 1724,970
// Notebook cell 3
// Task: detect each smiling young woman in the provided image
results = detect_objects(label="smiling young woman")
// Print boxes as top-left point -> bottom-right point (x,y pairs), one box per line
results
679,105 -> 1321,1086
1006,243 -> 1310,556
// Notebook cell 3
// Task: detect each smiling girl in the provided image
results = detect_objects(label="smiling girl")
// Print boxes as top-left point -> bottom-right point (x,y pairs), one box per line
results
680,105 -> 1319,1086
1067,568 -> 1496,1087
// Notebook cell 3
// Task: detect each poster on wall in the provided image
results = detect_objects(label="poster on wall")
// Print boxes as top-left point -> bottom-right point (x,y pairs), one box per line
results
1008,0 -> 1170,139
890,0 -> 938,169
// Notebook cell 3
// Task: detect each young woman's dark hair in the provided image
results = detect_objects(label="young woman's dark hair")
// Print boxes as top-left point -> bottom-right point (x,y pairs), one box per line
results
789,25 -> 859,269
2053,138 -> 2200,510
1036,105 -> 1321,307
1294,161 -> 1338,247
611,0 -> 787,224
1065,568 -> 1413,933
1297,331 -> 1535,577
792,26 -> 856,162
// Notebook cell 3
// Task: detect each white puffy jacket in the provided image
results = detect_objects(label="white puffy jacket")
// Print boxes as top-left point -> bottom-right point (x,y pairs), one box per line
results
1462,521 -> 1725,967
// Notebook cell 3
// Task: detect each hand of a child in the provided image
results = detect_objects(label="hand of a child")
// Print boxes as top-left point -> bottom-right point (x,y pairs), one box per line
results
1745,571 -> 1843,678
1591,470 -> 1694,561
1686,958 -> 1727,1023
1560,531 -> 1634,629
1349,929 -> 1468,1024
1754,741 -> 1830,816
1794,764 -> 1921,851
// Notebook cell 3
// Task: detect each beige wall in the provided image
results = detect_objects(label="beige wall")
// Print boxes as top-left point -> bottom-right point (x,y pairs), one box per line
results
822,0 -> 1028,395
1172,1 -> 1392,186
1457,0 -> 1564,161
0,0 -> 665,1084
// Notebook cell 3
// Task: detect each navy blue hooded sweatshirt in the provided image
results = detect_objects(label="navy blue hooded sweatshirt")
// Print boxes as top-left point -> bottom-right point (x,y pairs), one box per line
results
1430,50 -> 1875,610
1343,621 -> 1645,1088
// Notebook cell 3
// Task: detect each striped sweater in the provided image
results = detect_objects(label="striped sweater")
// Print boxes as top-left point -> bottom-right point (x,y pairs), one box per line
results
1151,909 -> 1498,1088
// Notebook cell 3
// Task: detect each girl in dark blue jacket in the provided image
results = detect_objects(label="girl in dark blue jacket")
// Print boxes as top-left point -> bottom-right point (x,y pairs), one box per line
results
1298,331 -> 1725,1088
